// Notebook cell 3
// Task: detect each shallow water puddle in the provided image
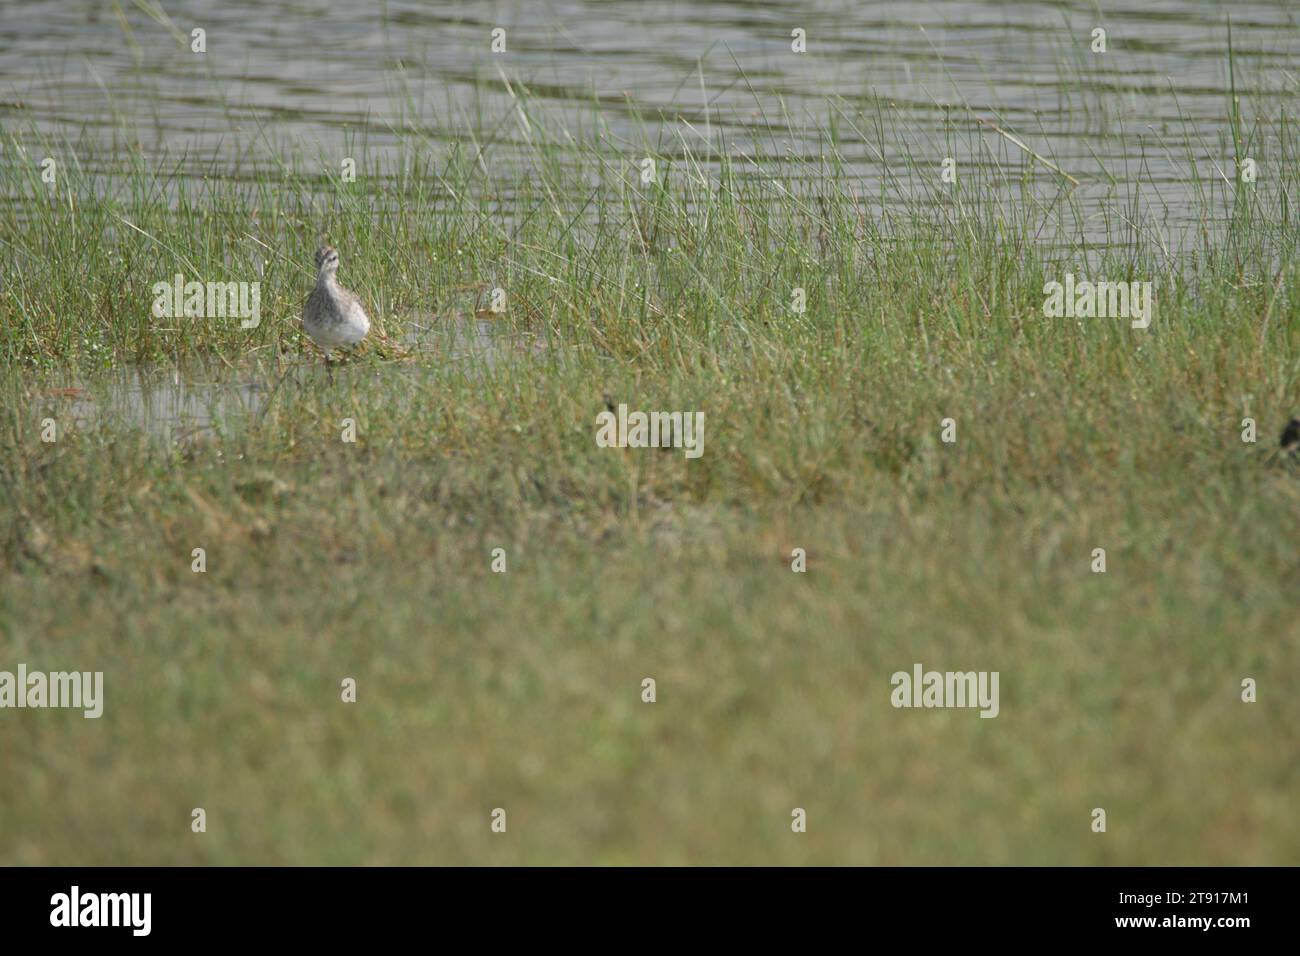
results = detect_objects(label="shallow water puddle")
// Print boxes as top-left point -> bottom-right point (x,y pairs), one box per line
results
44,365 -> 269,440
402,313 -> 547,366
39,315 -> 543,437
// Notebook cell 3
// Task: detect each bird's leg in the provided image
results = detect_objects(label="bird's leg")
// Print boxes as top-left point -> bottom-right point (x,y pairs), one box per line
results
324,350 -> 334,385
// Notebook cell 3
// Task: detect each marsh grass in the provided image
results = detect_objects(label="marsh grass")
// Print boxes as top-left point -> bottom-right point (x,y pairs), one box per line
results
0,63 -> 1298,862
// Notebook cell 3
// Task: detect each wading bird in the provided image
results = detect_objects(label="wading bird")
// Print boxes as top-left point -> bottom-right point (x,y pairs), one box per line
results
303,245 -> 370,374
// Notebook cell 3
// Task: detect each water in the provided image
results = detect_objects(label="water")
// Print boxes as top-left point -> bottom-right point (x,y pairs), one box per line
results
38,365 -> 269,442
404,313 -> 546,364
35,314 -> 540,437
2,1 -> 1295,247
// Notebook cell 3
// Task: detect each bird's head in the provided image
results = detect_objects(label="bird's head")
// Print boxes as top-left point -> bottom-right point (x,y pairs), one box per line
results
314,245 -> 340,279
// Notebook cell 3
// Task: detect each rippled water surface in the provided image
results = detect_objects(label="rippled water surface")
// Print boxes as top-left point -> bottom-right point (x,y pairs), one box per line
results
2,2 -> 1295,243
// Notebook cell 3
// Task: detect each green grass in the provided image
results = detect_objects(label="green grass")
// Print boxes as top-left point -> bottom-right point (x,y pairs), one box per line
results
0,75 -> 1298,863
